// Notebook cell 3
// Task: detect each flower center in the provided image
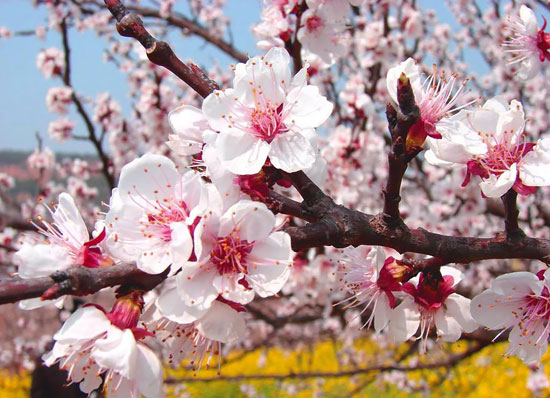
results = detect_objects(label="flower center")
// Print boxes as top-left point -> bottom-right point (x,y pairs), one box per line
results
306,15 -> 324,33
142,201 -> 189,242
210,232 -> 253,275
249,102 -> 287,143
536,19 -> 550,62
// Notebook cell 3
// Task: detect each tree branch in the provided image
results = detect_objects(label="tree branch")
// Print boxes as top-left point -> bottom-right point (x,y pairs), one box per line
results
0,263 -> 166,305
103,0 -> 219,98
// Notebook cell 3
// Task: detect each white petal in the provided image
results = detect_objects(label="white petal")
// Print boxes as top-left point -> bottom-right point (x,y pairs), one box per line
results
470,290 -> 525,330
167,105 -> 207,156
118,154 -> 180,209
14,243 -> 72,278
386,58 -> 421,105
54,306 -> 110,343
434,307 -> 462,342
373,293 -> 392,334
445,294 -> 478,333
92,327 -> 137,379
388,298 -> 420,342
215,129 -> 271,175
440,266 -> 464,286
175,267 -> 219,311
54,193 -> 89,246
520,137 -> 550,186
137,242 -> 173,274
520,5 -> 539,36
285,85 -> 333,129
196,301 -> 246,344
135,344 -> 164,398
169,221 -> 193,271
219,200 -> 275,242
492,271 -> 543,296
157,286 -> 209,324
202,88 -> 242,133
479,164 -> 516,198
269,130 -> 316,172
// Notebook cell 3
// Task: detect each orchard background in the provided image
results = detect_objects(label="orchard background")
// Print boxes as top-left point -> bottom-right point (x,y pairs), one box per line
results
2,0 -> 550,397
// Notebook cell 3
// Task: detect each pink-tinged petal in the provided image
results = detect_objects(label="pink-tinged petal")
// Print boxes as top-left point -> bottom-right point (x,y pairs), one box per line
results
520,5 -> 538,36
286,85 -> 333,129
495,100 -> 525,143
491,271 -> 543,296
269,130 -> 316,172
78,372 -> 103,394
470,290 -> 525,330
167,105 -> 207,156
175,267 -> 219,311
107,379 -> 133,398
118,154 -> 180,208
18,297 -> 64,311
15,243 -> 72,279
520,137 -> 550,186
169,221 -> 193,272
137,243 -> 172,275
157,287 -> 209,324
135,344 -> 164,398
202,88 -> 243,133
479,164 -> 517,198
373,293 -> 392,334
440,266 -> 464,286
215,129 -> 271,175
219,200 -> 275,242
445,294 -> 478,333
247,231 -> 292,297
196,301 -> 246,344
93,327 -> 137,379
434,307 -> 462,342
53,306 -> 110,343
55,193 -> 89,246
508,322 -> 548,364
388,297 -> 420,342
213,275 -> 255,304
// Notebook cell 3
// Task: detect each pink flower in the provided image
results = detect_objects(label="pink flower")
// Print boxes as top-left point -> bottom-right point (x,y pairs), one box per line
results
334,246 -> 405,333
426,97 -> 550,197
48,118 -> 74,142
36,47 -> 64,79
386,58 -> 472,149
14,193 -> 112,309
471,270 -> 550,364
388,266 -> 477,352
503,5 -> 550,80
173,200 -> 292,312
45,86 -> 73,114
43,297 -> 163,397
202,47 -> 333,175
105,154 -> 208,275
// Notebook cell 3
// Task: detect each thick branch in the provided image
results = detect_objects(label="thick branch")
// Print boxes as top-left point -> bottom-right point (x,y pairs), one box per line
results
501,189 -> 524,240
0,263 -> 165,305
104,0 -> 219,98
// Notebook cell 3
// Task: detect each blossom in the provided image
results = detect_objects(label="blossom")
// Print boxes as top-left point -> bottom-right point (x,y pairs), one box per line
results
173,200 -> 292,312
48,118 -> 74,142
152,292 -> 246,371
14,193 -> 112,309
27,147 -> 55,185
45,86 -> 73,114
425,97 -> 550,197
386,58 -> 472,149
43,297 -> 163,397
388,266 -> 477,352
503,5 -> 550,80
105,153 -> 207,275
167,105 -> 212,157
471,270 -> 550,364
202,47 -> 333,175
334,246 -> 406,333
36,47 -> 64,78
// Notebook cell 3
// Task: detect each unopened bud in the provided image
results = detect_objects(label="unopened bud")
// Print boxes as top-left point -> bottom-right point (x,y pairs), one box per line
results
107,290 -> 144,330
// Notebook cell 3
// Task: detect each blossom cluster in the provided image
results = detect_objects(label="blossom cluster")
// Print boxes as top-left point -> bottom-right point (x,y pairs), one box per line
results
5,0 -> 550,396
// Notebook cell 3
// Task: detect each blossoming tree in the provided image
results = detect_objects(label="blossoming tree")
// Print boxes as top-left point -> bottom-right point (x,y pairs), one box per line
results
2,0 -> 550,396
